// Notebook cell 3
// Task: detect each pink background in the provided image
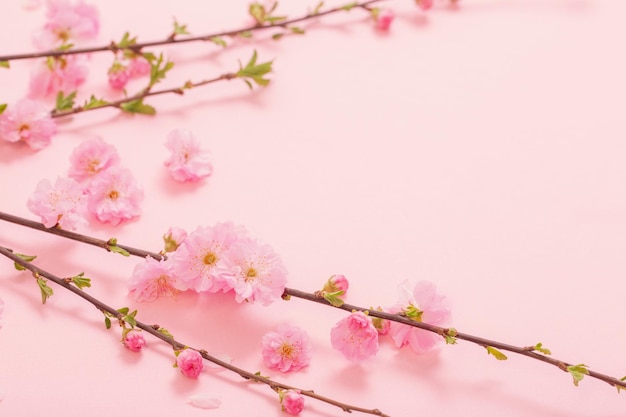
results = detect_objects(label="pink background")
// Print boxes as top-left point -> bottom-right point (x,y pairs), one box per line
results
1,0 -> 625,416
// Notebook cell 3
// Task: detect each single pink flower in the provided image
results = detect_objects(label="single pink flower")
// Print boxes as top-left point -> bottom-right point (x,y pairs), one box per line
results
68,137 -> 121,183
29,54 -> 89,98
163,226 -> 187,253
0,99 -> 57,150
281,390 -> 304,415
26,177 -> 87,230
176,349 -> 204,378
33,0 -> 99,49
86,166 -> 143,225
123,331 -> 146,352
164,129 -> 213,183
261,324 -> 312,373
330,311 -> 379,361
323,274 -> 349,295
388,280 -> 451,354
375,8 -> 394,31
128,56 -> 151,77
128,257 -> 181,302
222,237 -> 288,306
168,223 -> 243,293
416,0 -> 433,10
107,61 -> 130,90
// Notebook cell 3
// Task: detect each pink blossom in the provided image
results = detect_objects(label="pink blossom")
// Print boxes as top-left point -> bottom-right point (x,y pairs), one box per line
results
0,99 -> 57,150
323,274 -> 349,295
163,226 -> 187,253
261,324 -> 312,373
128,257 -> 182,302
86,166 -> 143,225
123,331 -> 146,352
29,55 -> 89,98
68,137 -> 121,183
388,280 -> 451,354
168,223 -> 243,293
33,0 -> 99,49
176,349 -> 204,378
371,307 -> 391,335
375,9 -> 394,31
164,129 -> 213,183
330,311 -> 379,361
128,56 -> 151,77
281,390 -> 304,415
222,237 -> 288,306
416,0 -> 433,10
26,177 -> 87,230
107,61 -> 130,90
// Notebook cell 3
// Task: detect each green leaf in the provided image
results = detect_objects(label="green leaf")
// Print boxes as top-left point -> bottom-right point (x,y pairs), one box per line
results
444,328 -> 458,345
618,376 -> 626,393
71,272 -> 91,290
13,253 -> 37,271
141,51 -> 157,63
290,26 -> 305,35
104,316 -> 112,329
56,43 -> 74,51
272,33 -> 284,41
533,342 -> 552,355
404,305 -> 423,321
173,19 -> 190,36
322,291 -> 345,307
107,238 -> 132,255
0,103 -> 7,114
83,95 -> 109,110
313,1 -> 324,15
119,99 -> 156,116
567,364 -> 589,387
485,346 -> 508,360
158,327 -> 174,339
239,31 -> 253,38
236,50 -> 273,88
124,310 -> 138,328
117,32 -> 138,49
341,1 -> 359,11
117,307 -> 130,315
249,2 -> 266,24
37,277 -> 54,304
0,60 -> 9,69
149,53 -> 175,87
210,36 -> 227,48
55,91 -> 77,111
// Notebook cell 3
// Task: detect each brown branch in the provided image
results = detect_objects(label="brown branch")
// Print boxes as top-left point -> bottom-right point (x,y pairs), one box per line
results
0,244 -> 389,417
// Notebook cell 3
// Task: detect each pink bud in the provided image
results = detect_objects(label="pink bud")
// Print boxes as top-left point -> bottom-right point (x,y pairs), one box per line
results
376,9 -> 394,31
163,226 -> 187,253
416,0 -> 433,10
176,349 -> 204,378
323,274 -> 349,295
128,56 -> 151,77
281,390 -> 305,415
108,62 -> 130,90
123,331 -> 146,352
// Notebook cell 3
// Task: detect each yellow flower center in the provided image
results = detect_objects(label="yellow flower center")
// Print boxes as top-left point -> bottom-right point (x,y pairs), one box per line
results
279,343 -> 294,358
203,252 -> 217,265
108,190 -> 119,200
245,267 -> 257,282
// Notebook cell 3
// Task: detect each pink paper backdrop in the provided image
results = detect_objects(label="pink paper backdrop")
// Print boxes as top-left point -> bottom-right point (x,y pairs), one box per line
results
1,0 -> 625,416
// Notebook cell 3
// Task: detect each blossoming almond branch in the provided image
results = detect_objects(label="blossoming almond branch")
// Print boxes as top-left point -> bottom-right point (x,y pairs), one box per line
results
1,210 -> 625,392
0,244 -> 389,417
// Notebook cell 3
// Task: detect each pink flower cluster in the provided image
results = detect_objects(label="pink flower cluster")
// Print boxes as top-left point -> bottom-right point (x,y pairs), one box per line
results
330,281 -> 451,361
27,138 -> 143,229
261,324 -> 312,373
129,223 -> 287,306
107,56 -> 151,90
29,54 -> 90,98
0,99 -> 57,150
164,129 -> 213,183
33,0 -> 99,50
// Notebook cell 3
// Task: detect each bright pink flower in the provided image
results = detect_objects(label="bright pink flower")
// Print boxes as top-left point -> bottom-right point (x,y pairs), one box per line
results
168,223 -> 243,293
323,274 -> 349,295
107,61 -> 130,90
388,281 -> 451,354
330,311 -> 379,361
128,56 -> 151,77
163,226 -> 187,253
86,166 -> 143,225
68,137 -> 120,183
29,55 -> 89,98
26,177 -> 87,230
176,349 -> 204,378
375,9 -> 394,31
33,0 -> 99,49
222,237 -> 288,306
0,99 -> 57,150
416,0 -> 433,10
261,324 -> 312,373
123,331 -> 146,352
128,257 -> 182,302
281,390 -> 304,415
164,129 -> 213,183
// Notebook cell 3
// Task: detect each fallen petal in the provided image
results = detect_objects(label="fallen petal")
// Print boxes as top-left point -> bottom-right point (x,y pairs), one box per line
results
187,394 -> 222,409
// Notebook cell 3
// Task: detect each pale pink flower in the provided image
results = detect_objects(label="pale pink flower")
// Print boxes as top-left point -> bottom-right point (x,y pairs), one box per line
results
123,331 -> 146,352
86,166 -> 143,225
261,324 -> 312,373
128,257 -> 181,302
163,226 -> 187,253
128,56 -> 151,77
416,0 -> 433,10
168,223 -> 242,293
222,237 -> 288,306
68,137 -> 121,183
164,129 -> 213,183
281,390 -> 304,415
388,280 -> 451,354
0,99 -> 57,150
108,61 -> 130,90
330,311 -> 379,361
26,177 -> 87,230
29,55 -> 89,98
323,274 -> 349,295
33,0 -> 99,49
176,349 -> 204,378
375,9 -> 394,31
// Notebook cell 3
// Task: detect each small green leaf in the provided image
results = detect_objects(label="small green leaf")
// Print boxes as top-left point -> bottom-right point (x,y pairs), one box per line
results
124,310 -> 138,328
119,99 -> 156,116
71,272 -> 91,290
444,328 -> 458,345
117,307 -> 130,315
567,364 -> 589,387
149,53 -> 175,87
210,36 -> 227,48
249,2 -> 266,24
141,51 -> 157,63
13,253 -> 37,271
313,1 -> 324,15
236,50 -> 273,88
272,33 -> 284,41
618,376 -> 626,393
290,26 -> 305,35
83,95 -> 109,110
485,346 -> 508,360
404,305 -> 423,321
56,43 -> 74,51
0,60 -> 9,69
55,91 -> 77,111
0,103 -> 7,114
158,327 -> 174,339
37,277 -> 54,304
172,19 -> 190,36
322,291 -> 345,307
341,1 -> 359,11
239,31 -> 253,38
533,342 -> 552,355
117,32 -> 138,49
104,316 -> 112,329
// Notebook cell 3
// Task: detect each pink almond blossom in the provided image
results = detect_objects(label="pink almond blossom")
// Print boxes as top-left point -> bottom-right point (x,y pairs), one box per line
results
128,56 -> 151,77
388,280 -> 451,354
176,349 -> 204,378
164,129 -> 213,183
371,307 -> 391,335
123,331 -> 146,352
163,226 -> 187,253
0,99 -> 57,150
168,223 -> 243,293
416,0 -> 433,10
29,54 -> 89,98
261,324 -> 312,373
33,0 -> 99,50
281,390 -> 304,415
222,237 -> 288,306
375,9 -> 394,31
330,311 -> 379,361
68,137 -> 121,183
26,177 -> 87,230
86,166 -> 143,225
128,257 -> 182,302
